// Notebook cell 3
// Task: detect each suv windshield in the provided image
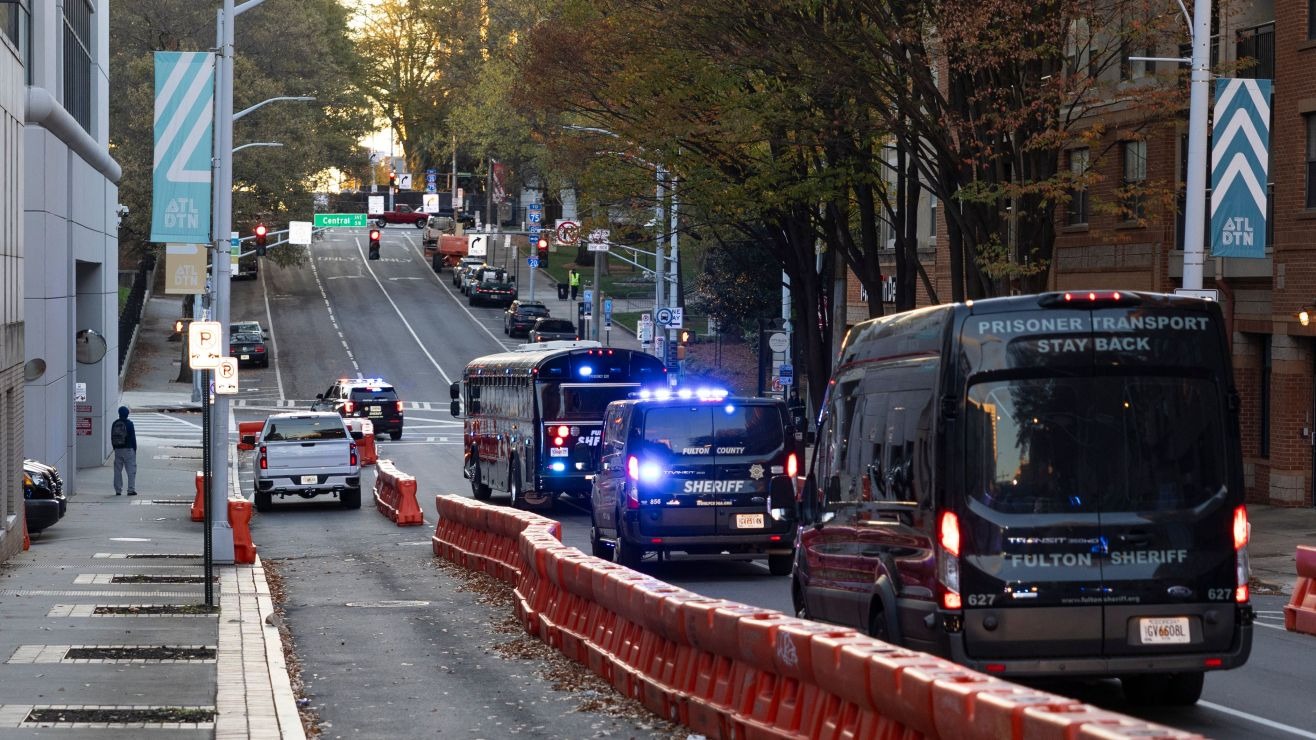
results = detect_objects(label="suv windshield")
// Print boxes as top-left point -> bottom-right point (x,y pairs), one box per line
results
642,404 -> 785,456
350,388 -> 398,403
965,376 -> 1227,514
264,417 -> 347,442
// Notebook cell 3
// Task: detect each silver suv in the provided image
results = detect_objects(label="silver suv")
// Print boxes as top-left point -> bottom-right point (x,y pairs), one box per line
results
252,412 -> 362,511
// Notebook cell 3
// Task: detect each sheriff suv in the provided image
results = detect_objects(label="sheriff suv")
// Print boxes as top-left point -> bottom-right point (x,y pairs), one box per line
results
313,377 -> 405,440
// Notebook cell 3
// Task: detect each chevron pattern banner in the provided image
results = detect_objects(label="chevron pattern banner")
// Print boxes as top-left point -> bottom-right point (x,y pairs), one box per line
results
151,52 -> 214,244
1210,79 -> 1271,259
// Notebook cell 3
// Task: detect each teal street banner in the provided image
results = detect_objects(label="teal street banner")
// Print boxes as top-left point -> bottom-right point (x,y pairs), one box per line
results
1210,78 -> 1271,259
150,52 -> 214,244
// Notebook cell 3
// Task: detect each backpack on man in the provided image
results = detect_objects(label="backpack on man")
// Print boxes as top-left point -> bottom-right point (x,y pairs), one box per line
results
110,418 -> 130,449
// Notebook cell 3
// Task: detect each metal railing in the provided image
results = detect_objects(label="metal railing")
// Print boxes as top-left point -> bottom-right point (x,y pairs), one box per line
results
1235,22 -> 1275,80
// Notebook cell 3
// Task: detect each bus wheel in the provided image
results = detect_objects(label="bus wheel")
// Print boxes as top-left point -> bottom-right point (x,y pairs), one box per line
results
615,534 -> 643,570
470,458 -> 491,501
589,520 -> 611,559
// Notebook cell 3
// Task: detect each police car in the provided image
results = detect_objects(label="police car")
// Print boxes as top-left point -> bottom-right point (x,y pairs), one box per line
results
588,388 -> 796,574
312,377 -> 404,440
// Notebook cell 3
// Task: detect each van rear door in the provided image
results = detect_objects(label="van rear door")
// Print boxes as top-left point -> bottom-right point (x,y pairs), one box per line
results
709,402 -> 788,535
634,405 -> 718,537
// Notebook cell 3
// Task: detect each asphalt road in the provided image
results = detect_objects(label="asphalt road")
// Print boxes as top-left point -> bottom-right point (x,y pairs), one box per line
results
228,226 -> 1316,739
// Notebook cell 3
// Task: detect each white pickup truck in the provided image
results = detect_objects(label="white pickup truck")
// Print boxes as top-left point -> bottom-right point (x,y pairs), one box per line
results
252,412 -> 361,511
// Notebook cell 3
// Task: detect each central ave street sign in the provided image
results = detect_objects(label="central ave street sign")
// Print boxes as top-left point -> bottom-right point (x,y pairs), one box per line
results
314,213 -> 367,228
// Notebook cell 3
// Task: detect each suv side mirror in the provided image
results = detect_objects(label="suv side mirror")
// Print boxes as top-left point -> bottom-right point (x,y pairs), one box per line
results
769,475 -> 796,522
449,400 -> 461,418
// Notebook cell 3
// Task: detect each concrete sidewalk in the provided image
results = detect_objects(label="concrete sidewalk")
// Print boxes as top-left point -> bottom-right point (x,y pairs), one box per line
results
0,288 -> 303,738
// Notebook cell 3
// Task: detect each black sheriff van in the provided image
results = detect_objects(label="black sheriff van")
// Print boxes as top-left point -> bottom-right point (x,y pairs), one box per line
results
790,291 -> 1252,706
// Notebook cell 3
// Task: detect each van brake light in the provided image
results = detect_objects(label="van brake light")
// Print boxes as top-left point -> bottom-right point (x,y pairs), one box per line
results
937,510 -> 962,610
939,511 -> 961,557
1233,505 -> 1249,550
786,452 -> 798,478
627,455 -> 639,481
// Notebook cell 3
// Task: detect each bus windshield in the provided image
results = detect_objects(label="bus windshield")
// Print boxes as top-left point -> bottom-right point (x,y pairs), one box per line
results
539,383 -> 637,421
965,376 -> 1227,514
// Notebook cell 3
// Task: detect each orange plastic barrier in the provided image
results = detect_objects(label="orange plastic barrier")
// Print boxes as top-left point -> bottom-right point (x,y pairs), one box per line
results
190,470 -> 205,522
358,431 -> 378,466
431,495 -> 1201,740
1284,545 -> 1316,635
372,460 -> 424,526
236,421 -> 264,451
228,498 -> 256,564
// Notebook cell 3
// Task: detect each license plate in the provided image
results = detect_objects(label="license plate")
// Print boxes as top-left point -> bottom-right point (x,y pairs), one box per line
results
735,513 -> 764,529
369,406 -> 382,417
300,475 -> 318,485
240,354 -> 249,360
549,447 -> 568,457
1139,617 -> 1191,644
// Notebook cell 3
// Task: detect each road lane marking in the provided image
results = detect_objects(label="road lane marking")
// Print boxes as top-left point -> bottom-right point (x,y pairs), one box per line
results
310,250 -> 359,373
353,237 -> 453,384
403,234 -> 508,347
258,263 -> 286,401
1198,701 -> 1316,738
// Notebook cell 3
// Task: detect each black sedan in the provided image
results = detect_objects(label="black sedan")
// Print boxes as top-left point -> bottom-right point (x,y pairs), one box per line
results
229,332 -> 269,367
24,458 -> 66,535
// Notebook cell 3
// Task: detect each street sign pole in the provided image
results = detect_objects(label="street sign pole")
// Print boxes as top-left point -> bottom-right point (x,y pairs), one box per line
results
201,367 -> 213,605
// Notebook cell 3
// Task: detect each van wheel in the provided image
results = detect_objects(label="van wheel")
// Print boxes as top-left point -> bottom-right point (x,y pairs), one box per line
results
1123,673 -> 1202,706
768,553 -> 792,576
868,603 -> 892,643
254,489 -> 272,513
1163,672 -> 1204,706
615,534 -> 643,570
791,577 -> 810,619
589,521 -> 611,559
470,457 -> 491,501
341,486 -> 361,510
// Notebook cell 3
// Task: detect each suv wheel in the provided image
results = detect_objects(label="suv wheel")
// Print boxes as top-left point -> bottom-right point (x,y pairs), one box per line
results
389,429 -> 402,441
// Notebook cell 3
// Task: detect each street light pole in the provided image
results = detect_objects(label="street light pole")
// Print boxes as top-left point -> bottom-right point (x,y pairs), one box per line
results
1181,0 -> 1211,291
654,166 -> 665,354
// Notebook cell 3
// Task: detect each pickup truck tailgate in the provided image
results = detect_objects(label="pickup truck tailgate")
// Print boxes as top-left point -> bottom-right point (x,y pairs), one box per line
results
264,441 -> 352,471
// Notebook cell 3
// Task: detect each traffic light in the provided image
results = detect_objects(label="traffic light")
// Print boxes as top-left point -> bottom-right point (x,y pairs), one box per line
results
677,329 -> 692,360
388,171 -> 397,189
254,223 -> 268,256
536,236 -> 549,265
368,229 -> 381,260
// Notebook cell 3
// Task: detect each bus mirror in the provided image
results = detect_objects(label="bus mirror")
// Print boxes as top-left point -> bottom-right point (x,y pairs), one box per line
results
449,382 -> 460,400
449,400 -> 461,418
769,475 -> 795,521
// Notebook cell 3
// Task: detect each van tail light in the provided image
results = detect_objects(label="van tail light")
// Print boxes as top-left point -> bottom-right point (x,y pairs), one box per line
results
396,401 -> 404,413
627,455 -> 639,480
350,442 -> 358,467
786,452 -> 798,478
1234,505 -> 1250,603
259,445 -> 268,470
937,510 -> 962,610
344,401 -> 355,414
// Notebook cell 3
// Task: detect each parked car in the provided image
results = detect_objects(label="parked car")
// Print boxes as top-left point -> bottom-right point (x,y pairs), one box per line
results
252,412 -> 362,512
528,318 -> 578,342
23,458 -> 67,535
229,331 -> 269,368
452,257 -> 484,288
504,300 -> 550,337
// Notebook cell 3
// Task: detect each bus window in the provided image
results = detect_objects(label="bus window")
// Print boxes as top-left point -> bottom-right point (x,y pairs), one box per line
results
541,384 -> 637,421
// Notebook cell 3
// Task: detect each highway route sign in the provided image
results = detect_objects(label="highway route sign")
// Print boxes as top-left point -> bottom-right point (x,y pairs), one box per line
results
314,213 -> 367,228
528,257 -> 539,268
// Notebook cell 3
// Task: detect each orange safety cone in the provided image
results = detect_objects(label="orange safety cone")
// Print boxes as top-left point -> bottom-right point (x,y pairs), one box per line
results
228,498 -> 257,564
191,471 -> 205,522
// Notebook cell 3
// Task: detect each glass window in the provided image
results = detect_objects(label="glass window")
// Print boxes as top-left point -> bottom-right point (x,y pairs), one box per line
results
1122,140 -> 1147,220
0,1 -> 28,57
62,0 -> 93,133
539,383 -> 637,421
349,387 -> 398,403
1307,115 -> 1316,209
1068,148 -> 1089,225
859,393 -> 889,501
642,406 -> 714,456
965,376 -> 1228,514
263,417 -> 347,442
1310,0 -> 1315,41
713,403 -> 785,456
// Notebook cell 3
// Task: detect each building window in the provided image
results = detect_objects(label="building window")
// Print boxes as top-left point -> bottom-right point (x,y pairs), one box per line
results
1310,0 -> 1316,41
1067,148 -> 1089,225
1122,140 -> 1147,220
0,1 -> 28,58
1308,114 -> 1316,210
1236,23 -> 1275,80
1259,335 -> 1270,458
62,0 -> 94,134
928,193 -> 937,240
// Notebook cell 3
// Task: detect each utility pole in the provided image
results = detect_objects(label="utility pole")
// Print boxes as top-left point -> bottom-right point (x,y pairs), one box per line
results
486,157 -> 494,231
451,133 -> 459,222
654,166 -> 665,356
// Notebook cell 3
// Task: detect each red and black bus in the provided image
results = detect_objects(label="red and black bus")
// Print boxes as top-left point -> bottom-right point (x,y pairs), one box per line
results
451,344 -> 666,508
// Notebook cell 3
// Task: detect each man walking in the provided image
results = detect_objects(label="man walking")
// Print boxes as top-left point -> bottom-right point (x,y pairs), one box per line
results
110,406 -> 137,496
568,268 -> 580,300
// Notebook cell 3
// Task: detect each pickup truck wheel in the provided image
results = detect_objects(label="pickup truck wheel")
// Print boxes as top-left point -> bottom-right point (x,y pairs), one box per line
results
375,218 -> 386,228
254,489 -> 272,513
341,486 -> 361,509
415,219 -> 426,228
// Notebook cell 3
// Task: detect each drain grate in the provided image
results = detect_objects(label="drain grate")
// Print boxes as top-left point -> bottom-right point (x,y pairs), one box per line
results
110,574 -> 213,584
125,553 -> 202,559
65,646 -> 216,662
23,705 -> 215,727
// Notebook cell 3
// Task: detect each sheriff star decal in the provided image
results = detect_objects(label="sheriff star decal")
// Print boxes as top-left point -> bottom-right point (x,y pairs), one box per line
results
749,464 -> 764,480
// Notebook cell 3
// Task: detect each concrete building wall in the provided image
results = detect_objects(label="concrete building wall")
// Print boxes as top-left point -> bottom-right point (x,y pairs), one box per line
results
0,8 -> 27,560
21,0 -> 119,505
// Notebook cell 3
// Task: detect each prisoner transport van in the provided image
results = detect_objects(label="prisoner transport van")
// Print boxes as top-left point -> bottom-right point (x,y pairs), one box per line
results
791,291 -> 1253,705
